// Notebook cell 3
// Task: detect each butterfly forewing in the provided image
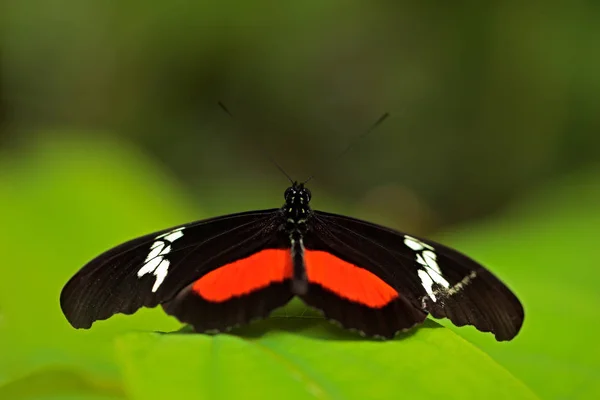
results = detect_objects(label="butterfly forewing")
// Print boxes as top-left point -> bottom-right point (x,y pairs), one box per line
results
60,209 -> 283,329
310,211 -> 524,341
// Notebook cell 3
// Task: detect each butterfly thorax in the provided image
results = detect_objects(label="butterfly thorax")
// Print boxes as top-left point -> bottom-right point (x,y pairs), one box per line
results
282,182 -> 312,234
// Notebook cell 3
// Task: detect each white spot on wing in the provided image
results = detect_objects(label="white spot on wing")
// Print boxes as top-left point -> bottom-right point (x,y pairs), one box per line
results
404,235 -> 434,251
152,259 -> 171,292
138,227 -> 185,292
145,242 -> 165,262
418,269 -> 437,302
161,244 -> 172,256
422,250 -> 440,273
138,257 -> 162,277
405,235 -> 450,302
159,228 -> 184,243
426,267 -> 450,289
404,236 -> 424,251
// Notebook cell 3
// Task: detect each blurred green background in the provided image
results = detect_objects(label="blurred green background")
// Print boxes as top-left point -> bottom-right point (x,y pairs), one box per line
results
1,1 -> 599,399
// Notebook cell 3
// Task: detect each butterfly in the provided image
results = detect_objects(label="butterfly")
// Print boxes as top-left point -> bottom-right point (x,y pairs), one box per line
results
60,181 -> 524,340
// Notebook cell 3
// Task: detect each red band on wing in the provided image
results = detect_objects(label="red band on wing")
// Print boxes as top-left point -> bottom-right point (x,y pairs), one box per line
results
192,249 -> 292,302
304,250 -> 398,308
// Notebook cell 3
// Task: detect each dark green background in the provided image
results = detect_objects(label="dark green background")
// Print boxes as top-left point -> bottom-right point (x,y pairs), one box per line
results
1,2 -> 599,399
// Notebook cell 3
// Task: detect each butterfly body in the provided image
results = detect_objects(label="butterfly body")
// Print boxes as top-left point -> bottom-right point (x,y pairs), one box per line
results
281,184 -> 312,295
61,182 -> 524,341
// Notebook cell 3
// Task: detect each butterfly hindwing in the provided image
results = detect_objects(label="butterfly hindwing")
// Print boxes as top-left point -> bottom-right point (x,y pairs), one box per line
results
296,246 -> 427,337
60,209 -> 284,329
162,282 -> 294,333
162,248 -> 296,332
298,280 -> 427,338
308,211 -> 524,341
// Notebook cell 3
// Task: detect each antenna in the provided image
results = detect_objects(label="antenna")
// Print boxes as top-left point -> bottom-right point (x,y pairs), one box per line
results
302,112 -> 390,185
217,101 -> 294,184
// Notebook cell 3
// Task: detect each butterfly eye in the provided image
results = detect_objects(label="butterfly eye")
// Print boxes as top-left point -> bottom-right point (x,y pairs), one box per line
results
284,187 -> 294,200
304,189 -> 312,201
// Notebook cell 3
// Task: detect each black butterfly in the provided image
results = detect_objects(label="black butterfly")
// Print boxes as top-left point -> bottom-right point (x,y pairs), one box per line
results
60,181 -> 524,340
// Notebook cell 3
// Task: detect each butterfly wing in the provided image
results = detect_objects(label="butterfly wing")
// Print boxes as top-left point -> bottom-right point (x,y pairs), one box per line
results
60,209 -> 294,331
303,210 -> 524,341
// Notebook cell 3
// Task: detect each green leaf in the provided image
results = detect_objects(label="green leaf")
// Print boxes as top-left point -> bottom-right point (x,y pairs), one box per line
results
0,367 -> 125,400
115,313 -> 537,400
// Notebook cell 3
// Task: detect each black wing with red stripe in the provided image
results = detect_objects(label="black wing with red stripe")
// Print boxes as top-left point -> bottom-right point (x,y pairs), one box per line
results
60,209 -> 287,329
307,210 -> 524,341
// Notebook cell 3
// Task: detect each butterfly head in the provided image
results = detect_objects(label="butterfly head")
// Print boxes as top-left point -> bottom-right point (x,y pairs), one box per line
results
284,182 -> 311,205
